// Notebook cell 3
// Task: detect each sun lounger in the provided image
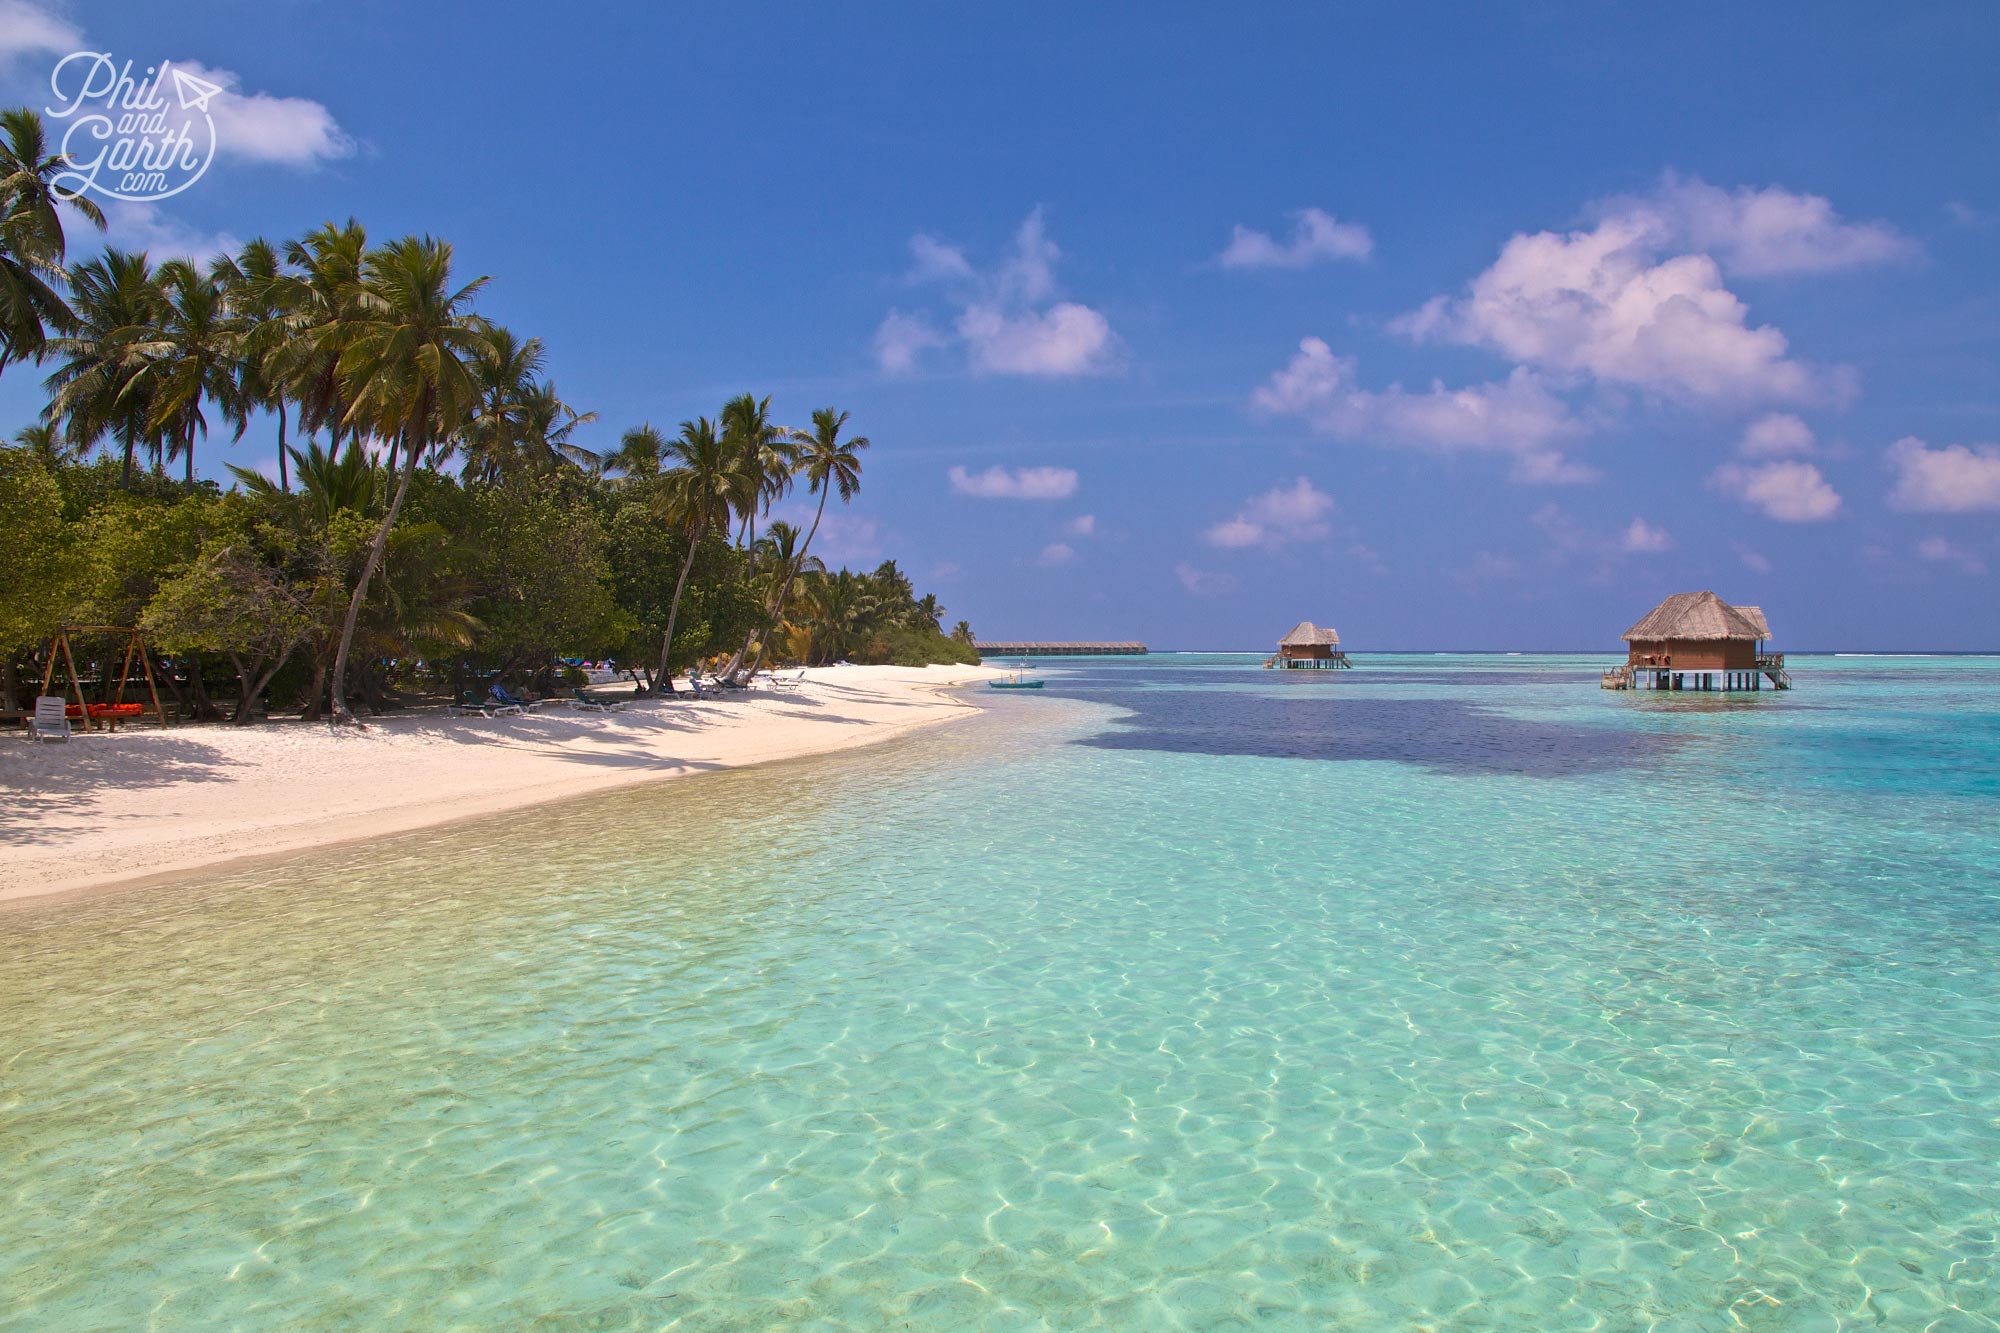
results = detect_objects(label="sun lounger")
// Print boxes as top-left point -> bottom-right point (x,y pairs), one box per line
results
28,695 -> 71,742
768,669 -> 807,690
567,687 -> 625,713
489,684 -> 544,712
448,690 -> 522,718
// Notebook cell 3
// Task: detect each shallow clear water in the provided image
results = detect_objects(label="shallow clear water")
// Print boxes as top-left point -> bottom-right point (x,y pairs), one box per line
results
3,654 -> 1998,1329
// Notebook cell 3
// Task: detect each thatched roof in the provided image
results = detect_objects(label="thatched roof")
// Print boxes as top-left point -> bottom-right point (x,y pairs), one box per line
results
1279,621 -> 1340,647
1623,591 -> 1770,642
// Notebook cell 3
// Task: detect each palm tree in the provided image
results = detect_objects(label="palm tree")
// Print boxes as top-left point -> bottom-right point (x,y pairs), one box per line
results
914,593 -> 943,632
0,107 -> 104,373
654,415 -> 735,688
279,220 -> 368,456
458,325 -> 541,480
229,438 -> 379,531
42,248 -> 165,484
799,569 -> 876,665
719,392 -> 785,547
751,407 -> 865,671
127,258 -> 250,484
11,420 -> 76,467
517,381 -> 598,472
214,238 -> 299,491
602,421 -> 665,482
325,235 -> 492,723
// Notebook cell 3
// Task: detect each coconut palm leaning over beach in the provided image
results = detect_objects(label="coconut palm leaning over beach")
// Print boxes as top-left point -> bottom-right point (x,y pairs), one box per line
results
324,236 -> 493,724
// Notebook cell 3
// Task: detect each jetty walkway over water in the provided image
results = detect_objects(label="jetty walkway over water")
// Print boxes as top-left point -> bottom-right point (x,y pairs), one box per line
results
975,642 -> 1148,657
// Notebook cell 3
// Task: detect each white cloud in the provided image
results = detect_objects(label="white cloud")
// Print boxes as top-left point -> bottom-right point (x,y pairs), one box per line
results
880,209 -> 1118,377
1916,537 -> 1986,576
1252,337 -> 1590,483
873,310 -> 945,374
1064,514 -> 1096,537
173,60 -> 354,166
1738,547 -> 1773,574
1885,436 -> 2000,513
947,464 -> 1078,500
1174,562 -> 1237,596
908,234 -> 973,283
1740,412 -> 1815,457
4,8 -> 351,165
1396,214 -> 1841,405
1621,518 -> 1673,553
1037,542 -> 1074,566
1600,175 -> 1912,277
958,301 -> 1115,376
1710,460 -> 1842,522
0,0 -> 79,61
1218,208 -> 1372,269
98,201 -> 239,262
1204,476 -> 1334,548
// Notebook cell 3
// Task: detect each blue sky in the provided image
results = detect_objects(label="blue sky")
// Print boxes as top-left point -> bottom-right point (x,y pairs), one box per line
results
4,2 -> 1997,649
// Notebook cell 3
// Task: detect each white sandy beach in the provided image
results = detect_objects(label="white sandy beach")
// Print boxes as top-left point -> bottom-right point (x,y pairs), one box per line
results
0,664 -> 1003,903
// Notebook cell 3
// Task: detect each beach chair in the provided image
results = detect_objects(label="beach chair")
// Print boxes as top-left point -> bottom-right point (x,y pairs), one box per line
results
768,668 -> 807,690
567,686 -> 625,714
28,695 -> 71,743
488,684 -> 539,713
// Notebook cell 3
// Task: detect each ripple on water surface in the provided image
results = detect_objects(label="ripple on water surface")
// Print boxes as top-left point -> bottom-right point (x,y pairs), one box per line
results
1,654 -> 1997,1328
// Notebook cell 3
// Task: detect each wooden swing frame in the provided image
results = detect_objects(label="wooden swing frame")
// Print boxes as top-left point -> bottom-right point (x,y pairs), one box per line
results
40,625 -> 171,731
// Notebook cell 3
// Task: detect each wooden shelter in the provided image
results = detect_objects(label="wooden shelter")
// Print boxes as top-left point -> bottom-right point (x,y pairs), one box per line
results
40,625 -> 171,730
1271,621 -> 1351,669
1605,592 -> 1789,691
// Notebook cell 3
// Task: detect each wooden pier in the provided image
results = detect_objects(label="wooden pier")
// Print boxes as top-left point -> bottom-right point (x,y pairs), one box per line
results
974,641 -> 1148,657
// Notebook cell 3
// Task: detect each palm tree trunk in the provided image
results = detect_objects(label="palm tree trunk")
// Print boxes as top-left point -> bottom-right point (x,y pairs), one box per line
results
277,400 -> 290,493
656,519 -> 702,691
329,429 -> 416,723
183,419 -> 195,485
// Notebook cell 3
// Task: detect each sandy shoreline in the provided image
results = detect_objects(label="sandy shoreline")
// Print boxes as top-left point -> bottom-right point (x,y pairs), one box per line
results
0,664 -> 1004,904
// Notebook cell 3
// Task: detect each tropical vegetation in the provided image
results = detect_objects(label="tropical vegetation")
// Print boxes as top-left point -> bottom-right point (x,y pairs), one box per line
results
0,107 -> 976,722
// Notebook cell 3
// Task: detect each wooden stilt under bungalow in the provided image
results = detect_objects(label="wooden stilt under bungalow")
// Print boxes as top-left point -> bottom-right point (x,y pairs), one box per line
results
1267,622 -> 1351,669
1601,591 -> 1790,691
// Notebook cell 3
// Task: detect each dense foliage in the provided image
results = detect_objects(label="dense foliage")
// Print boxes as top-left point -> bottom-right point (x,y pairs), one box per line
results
0,109 -> 974,721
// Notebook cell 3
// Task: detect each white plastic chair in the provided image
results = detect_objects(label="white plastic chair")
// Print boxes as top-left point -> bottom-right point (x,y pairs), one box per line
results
28,695 -> 71,743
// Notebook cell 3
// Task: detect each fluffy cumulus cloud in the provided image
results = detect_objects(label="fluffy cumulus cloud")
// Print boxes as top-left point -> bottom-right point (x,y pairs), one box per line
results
1204,476 -> 1334,548
1252,337 -> 1589,483
1710,460 -> 1842,522
1064,514 -> 1096,537
873,311 -> 946,375
0,0 -> 79,61
99,200 -> 239,262
1599,174 -> 1913,277
1621,518 -> 1673,553
1395,214 -> 1841,405
876,210 -> 1118,377
947,464 -> 1078,500
172,60 -> 354,166
1884,436 -> 2000,513
1036,542 -> 1074,566
1218,208 -> 1372,269
1739,412 -> 1816,457
1916,537 -> 1986,576
1174,562 -> 1238,596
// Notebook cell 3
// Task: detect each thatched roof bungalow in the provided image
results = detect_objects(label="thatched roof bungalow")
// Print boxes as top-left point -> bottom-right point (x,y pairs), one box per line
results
1275,621 -> 1351,669
1616,591 -> 1786,690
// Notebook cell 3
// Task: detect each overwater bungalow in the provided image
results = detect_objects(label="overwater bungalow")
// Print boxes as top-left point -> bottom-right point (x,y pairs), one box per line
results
1269,622 -> 1351,669
1605,591 -> 1789,691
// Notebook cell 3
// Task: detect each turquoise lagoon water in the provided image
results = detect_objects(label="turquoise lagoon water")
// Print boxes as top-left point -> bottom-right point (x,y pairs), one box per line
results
2,653 -> 1998,1329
